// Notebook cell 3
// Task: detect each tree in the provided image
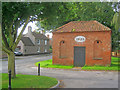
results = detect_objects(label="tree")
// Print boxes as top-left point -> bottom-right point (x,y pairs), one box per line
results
39,2 -> 114,30
111,1 -> 120,51
112,11 -> 120,31
2,2 -> 115,78
2,2 -> 80,78
2,2 -> 61,78
2,2 -> 41,78
111,11 -> 120,51
37,2 -> 115,51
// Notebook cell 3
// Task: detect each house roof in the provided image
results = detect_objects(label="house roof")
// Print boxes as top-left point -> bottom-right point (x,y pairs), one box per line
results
32,32 -> 49,39
53,20 -> 111,33
21,37 -> 34,46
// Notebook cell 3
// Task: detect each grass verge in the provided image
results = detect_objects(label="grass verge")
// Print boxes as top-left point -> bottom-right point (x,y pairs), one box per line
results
81,57 -> 120,71
35,59 -> 73,69
2,73 -> 58,88
35,57 -> 119,70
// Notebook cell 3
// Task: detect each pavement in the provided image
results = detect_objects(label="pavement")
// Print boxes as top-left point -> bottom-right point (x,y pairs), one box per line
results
1,54 -> 119,88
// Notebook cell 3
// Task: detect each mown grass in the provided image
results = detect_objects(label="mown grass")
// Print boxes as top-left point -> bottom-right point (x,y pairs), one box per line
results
35,59 -> 73,69
35,57 -> 119,70
81,57 -> 120,70
2,73 -> 58,88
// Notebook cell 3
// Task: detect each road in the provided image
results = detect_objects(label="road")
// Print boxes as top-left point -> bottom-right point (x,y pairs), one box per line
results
1,54 -> 119,88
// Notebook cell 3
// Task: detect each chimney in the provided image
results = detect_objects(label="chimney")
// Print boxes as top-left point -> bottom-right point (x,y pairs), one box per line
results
47,34 -> 49,38
41,30 -> 44,34
28,26 -> 32,33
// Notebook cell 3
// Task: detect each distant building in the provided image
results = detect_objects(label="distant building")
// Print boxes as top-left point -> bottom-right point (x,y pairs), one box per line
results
47,34 -> 53,46
17,26 -> 50,55
52,20 -> 111,66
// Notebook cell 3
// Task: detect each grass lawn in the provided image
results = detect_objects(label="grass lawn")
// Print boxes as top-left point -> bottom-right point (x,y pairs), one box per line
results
35,59 -> 73,69
35,57 -> 119,71
2,73 -> 58,88
82,57 -> 120,71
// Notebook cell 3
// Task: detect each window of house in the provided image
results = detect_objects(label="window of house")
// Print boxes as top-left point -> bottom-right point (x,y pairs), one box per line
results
45,49 -> 47,52
93,40 -> 103,59
45,40 -> 47,45
97,41 -> 99,43
15,48 -> 19,51
37,39 -> 40,45
17,46 -> 21,50
37,47 -> 40,52
59,40 -> 67,58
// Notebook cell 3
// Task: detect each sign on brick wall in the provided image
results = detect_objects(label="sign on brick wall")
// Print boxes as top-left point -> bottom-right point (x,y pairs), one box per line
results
75,36 -> 86,42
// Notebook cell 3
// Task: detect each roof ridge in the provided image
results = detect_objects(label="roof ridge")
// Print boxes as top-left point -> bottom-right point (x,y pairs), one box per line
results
93,21 -> 111,30
21,37 -> 34,46
72,20 -> 97,22
53,20 -> 111,33
55,21 -> 73,30
32,31 -> 49,39
21,36 -> 29,38
32,32 -> 42,34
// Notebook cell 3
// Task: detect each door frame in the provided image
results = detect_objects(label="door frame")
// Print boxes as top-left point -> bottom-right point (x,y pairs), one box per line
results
74,46 -> 86,67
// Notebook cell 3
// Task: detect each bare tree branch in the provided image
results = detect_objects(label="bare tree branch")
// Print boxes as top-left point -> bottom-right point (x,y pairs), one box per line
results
2,44 -> 11,54
12,17 -> 30,51
13,30 -> 17,42
2,30 -> 10,49
8,24 -> 14,48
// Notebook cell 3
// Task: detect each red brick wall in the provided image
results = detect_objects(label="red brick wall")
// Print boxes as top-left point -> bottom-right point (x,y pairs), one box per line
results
52,31 -> 111,66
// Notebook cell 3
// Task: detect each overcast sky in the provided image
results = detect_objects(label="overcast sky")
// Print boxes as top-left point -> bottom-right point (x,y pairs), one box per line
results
18,21 -> 53,38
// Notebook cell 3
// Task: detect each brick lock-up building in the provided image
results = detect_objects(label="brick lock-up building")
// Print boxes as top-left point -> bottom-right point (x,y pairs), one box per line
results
52,20 -> 111,67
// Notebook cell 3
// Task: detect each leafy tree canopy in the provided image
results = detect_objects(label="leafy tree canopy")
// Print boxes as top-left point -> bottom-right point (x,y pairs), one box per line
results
2,2 -> 62,52
38,2 -> 115,30
112,10 -> 120,31
2,2 -> 68,78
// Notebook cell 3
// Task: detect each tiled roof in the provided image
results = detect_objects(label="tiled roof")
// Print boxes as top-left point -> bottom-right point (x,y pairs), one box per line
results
32,32 -> 49,39
54,20 -> 111,33
21,37 -> 34,46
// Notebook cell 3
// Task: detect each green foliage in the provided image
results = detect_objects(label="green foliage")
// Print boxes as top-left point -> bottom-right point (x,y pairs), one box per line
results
2,2 -> 44,46
0,73 -> 1,90
72,29 -> 76,32
112,12 -> 120,31
2,2 -> 62,78
74,2 -> 114,26
38,2 -> 114,30
2,2 -> 115,50
50,45 -> 52,49
111,12 -> 120,51
2,73 -> 58,88
2,2 -> 117,77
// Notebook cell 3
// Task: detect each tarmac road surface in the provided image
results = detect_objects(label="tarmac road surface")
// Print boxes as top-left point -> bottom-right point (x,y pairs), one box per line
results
1,54 -> 119,88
